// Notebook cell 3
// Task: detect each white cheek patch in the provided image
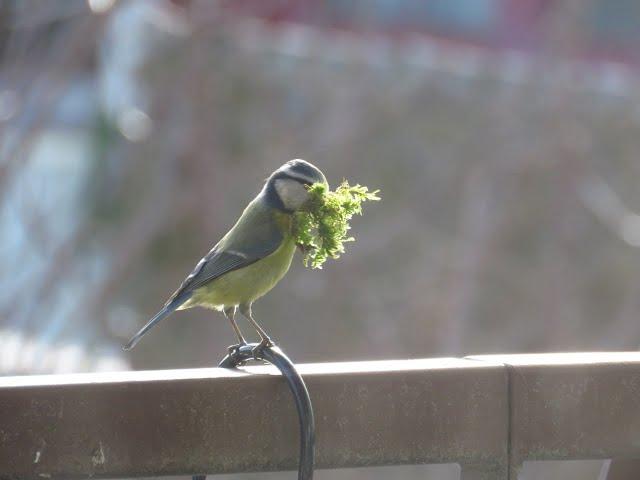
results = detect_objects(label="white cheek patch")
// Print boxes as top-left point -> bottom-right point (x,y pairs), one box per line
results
274,179 -> 308,210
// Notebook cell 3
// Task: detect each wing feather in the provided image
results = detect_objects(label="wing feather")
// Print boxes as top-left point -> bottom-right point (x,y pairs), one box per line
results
166,198 -> 285,304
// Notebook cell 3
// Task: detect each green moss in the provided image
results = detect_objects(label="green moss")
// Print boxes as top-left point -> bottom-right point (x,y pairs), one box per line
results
294,181 -> 380,269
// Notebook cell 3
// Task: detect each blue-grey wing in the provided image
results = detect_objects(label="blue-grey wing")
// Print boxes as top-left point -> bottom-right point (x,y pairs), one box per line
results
167,199 -> 284,304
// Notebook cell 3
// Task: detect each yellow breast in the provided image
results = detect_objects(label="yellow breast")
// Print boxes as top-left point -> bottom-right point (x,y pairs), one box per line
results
189,237 -> 296,310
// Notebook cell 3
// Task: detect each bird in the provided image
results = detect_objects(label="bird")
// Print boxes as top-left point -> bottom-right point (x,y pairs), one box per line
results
123,159 -> 327,352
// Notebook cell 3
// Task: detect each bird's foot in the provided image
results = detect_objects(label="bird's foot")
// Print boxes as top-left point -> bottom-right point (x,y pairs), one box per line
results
251,338 -> 275,360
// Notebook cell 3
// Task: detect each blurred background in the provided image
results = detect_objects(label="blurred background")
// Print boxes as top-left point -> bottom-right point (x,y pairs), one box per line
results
2,1 -> 640,478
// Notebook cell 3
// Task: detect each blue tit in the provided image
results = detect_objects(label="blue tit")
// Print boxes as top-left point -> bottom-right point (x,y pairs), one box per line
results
124,159 -> 327,351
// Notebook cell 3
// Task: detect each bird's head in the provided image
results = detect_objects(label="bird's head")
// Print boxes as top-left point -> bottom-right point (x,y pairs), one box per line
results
263,159 -> 328,213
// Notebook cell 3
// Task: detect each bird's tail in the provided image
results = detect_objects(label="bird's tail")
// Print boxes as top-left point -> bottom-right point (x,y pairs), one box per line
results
122,296 -> 187,351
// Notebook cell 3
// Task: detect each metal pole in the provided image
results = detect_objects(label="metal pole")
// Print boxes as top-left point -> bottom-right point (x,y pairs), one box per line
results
193,343 -> 316,480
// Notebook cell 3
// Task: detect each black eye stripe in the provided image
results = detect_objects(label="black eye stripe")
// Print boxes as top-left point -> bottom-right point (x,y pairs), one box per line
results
273,170 -> 314,185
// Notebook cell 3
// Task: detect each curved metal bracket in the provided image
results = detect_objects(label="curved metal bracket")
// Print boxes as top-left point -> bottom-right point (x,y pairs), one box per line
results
193,342 -> 316,480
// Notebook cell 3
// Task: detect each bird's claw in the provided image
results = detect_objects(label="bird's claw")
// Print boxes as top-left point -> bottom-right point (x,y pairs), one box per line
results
251,338 -> 275,360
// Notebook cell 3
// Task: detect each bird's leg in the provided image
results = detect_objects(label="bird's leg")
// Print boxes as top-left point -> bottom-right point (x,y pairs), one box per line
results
239,303 -> 274,357
224,306 -> 247,355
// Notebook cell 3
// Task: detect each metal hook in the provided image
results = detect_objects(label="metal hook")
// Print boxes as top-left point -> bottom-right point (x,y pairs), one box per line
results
193,342 -> 316,480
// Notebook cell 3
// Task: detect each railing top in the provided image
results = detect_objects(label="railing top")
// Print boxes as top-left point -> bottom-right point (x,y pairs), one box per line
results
0,356 -> 502,388
5,352 -> 640,389
469,351 -> 640,366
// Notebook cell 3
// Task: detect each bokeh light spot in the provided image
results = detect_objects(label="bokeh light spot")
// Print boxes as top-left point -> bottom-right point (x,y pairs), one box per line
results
117,108 -> 152,142
88,0 -> 116,14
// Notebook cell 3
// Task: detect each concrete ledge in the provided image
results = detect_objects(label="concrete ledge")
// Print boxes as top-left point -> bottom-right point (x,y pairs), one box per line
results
470,352 -> 640,478
0,358 -> 508,479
